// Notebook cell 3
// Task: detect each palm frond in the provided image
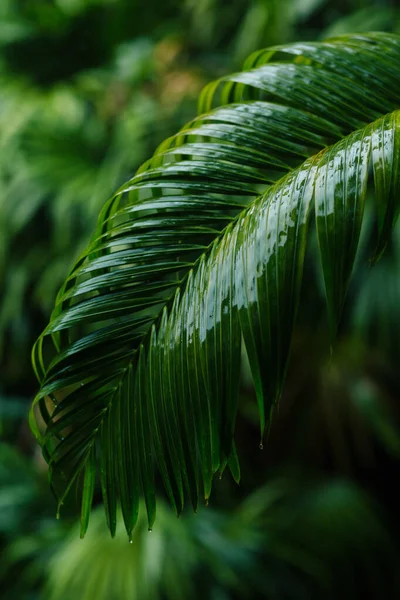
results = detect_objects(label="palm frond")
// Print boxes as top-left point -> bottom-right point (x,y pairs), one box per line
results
47,501 -> 198,600
30,32 -> 400,536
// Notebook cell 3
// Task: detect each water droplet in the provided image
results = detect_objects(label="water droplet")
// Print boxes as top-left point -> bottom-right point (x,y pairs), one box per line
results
129,539 -> 133,544
259,442 -> 264,450
205,499 -> 209,507
148,528 -> 152,533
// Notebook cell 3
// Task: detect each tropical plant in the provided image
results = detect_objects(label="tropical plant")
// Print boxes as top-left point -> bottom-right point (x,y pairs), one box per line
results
30,31 -> 400,538
1,0 -> 398,397
44,478 -> 398,600
1,441 -> 396,600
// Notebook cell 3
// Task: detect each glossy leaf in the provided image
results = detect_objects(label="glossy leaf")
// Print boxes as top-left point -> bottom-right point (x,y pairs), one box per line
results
30,33 -> 400,535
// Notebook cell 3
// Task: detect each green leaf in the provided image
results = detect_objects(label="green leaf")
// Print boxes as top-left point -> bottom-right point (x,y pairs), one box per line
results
314,126 -> 370,336
79,446 -> 96,538
30,33 -> 400,535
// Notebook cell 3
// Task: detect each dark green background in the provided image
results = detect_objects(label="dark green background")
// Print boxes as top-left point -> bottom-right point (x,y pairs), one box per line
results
1,1 -> 400,598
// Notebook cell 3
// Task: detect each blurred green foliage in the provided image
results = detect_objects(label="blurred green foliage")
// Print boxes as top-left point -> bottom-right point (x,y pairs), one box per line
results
1,0 -> 400,598
1,440 -> 398,600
